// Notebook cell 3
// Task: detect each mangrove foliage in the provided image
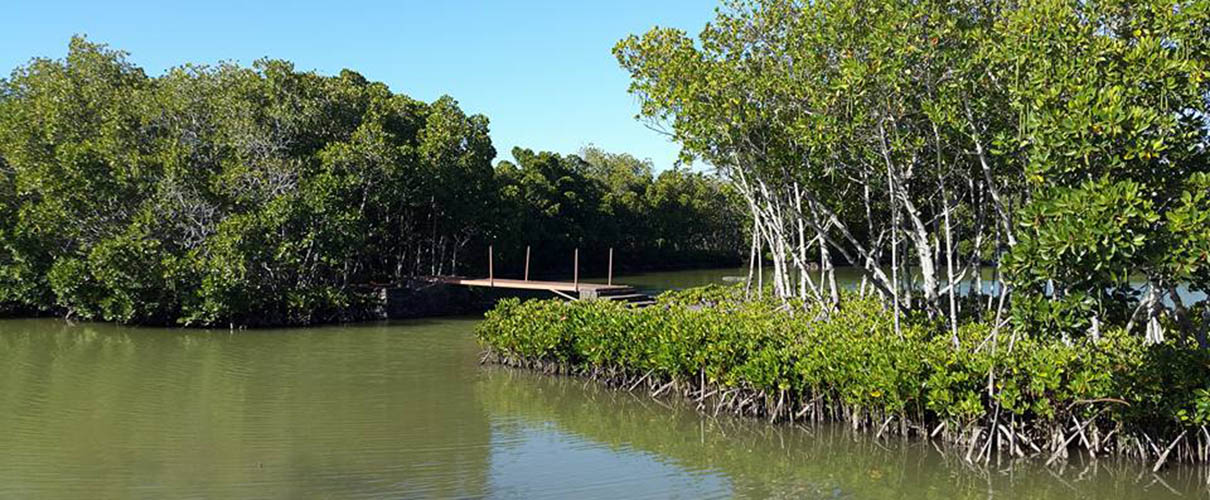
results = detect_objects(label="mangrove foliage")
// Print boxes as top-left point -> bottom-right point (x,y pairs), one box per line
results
616,0 -> 1210,343
0,37 -> 744,326
479,0 -> 1210,469
478,287 -> 1210,466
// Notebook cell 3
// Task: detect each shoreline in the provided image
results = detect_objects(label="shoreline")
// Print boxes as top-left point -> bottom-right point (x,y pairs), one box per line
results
479,350 -> 1210,475
475,289 -> 1210,470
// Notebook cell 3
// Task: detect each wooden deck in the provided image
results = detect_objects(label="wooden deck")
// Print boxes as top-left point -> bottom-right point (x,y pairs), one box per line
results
436,277 -> 629,292
427,246 -> 653,304
431,276 -> 653,305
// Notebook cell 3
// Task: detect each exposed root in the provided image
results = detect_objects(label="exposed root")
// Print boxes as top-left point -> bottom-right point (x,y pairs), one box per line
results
480,347 -> 1210,469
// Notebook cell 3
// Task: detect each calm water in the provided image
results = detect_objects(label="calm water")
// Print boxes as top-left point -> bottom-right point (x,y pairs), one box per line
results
1,268 -> 1206,498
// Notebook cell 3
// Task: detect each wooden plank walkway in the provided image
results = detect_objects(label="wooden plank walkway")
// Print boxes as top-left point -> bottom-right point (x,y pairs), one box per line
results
428,245 -> 655,305
431,276 -> 654,306
435,277 -> 631,293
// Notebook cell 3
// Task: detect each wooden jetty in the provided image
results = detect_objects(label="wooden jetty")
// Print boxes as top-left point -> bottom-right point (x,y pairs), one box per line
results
431,246 -> 655,307
435,277 -> 653,305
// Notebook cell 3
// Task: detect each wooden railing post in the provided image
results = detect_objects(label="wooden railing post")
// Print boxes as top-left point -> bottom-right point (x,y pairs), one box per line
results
608,247 -> 613,286
573,248 -> 579,292
489,245 -> 494,287
524,245 -> 531,281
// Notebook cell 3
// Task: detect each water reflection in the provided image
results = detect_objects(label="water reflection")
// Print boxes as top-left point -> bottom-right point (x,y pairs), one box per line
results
0,318 -> 492,498
477,367 -> 1206,499
1,272 -> 1208,498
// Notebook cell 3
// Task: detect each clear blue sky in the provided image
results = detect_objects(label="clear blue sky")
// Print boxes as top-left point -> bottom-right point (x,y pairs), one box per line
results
1,1 -> 717,169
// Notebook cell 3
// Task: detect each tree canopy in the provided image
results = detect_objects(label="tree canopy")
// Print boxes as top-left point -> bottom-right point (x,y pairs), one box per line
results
0,37 -> 744,326
616,0 -> 1210,344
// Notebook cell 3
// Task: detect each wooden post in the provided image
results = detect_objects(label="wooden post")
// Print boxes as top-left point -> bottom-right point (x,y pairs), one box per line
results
608,247 -> 613,286
489,245 -> 494,287
573,248 -> 579,292
524,246 -> 531,281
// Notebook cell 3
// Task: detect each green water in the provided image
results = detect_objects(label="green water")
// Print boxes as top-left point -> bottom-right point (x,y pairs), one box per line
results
0,268 -> 1205,498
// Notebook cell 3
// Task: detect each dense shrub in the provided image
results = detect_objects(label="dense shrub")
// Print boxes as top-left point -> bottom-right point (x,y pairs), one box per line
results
0,37 -> 744,326
478,287 -> 1210,464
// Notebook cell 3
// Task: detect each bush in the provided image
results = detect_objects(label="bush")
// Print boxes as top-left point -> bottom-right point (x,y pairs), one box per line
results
0,38 -> 745,326
478,286 -> 1210,464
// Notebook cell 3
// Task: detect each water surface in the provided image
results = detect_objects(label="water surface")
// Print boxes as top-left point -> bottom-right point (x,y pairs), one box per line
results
1,268 -> 1205,498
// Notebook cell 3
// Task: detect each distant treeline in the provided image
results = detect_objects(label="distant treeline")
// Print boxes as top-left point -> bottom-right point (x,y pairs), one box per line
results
0,37 -> 744,326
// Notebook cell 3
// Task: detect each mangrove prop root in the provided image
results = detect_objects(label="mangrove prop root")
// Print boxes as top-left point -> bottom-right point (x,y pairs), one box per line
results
479,347 -> 1210,469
